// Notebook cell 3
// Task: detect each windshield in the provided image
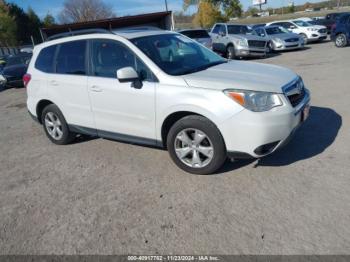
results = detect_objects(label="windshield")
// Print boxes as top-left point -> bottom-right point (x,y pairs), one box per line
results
131,34 -> 226,76
293,20 -> 312,27
266,26 -> 289,35
227,25 -> 254,35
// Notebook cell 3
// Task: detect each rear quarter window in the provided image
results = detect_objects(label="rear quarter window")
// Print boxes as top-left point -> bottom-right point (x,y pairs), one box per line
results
34,45 -> 56,73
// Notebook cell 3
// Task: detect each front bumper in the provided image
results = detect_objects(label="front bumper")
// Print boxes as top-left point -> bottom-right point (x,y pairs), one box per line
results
307,32 -> 327,41
235,45 -> 266,57
274,41 -> 304,51
220,89 -> 311,159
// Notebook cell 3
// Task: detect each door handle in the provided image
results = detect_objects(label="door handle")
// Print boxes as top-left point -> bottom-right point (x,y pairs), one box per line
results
50,80 -> 58,86
90,85 -> 102,92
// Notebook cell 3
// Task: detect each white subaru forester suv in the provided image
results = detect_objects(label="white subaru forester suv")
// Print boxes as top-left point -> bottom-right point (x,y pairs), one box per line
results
26,29 -> 310,175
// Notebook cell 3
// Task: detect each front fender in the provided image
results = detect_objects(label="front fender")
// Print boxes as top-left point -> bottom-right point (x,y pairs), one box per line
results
156,85 -> 243,141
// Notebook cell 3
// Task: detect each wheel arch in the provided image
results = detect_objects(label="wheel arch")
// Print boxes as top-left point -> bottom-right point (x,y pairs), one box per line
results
36,99 -> 54,124
161,111 -> 202,148
160,110 -> 226,148
226,42 -> 234,48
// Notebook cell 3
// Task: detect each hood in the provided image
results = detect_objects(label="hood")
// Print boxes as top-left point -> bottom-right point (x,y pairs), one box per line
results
182,61 -> 297,93
228,34 -> 265,41
270,33 -> 301,40
307,25 -> 326,30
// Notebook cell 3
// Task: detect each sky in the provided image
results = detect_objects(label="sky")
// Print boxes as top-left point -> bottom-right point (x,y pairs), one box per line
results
7,0 -> 325,18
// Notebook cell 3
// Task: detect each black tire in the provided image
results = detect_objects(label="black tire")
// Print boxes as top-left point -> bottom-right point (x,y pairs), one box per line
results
335,33 -> 348,48
167,115 -> 227,175
41,104 -> 75,145
300,33 -> 308,44
226,45 -> 236,60
267,41 -> 275,53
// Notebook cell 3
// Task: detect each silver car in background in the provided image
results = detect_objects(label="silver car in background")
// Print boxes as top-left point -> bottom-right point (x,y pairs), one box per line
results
210,23 -> 267,59
178,29 -> 213,49
254,26 -> 305,52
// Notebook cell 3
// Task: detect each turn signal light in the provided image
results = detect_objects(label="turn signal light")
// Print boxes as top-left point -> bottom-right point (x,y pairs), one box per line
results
226,91 -> 245,106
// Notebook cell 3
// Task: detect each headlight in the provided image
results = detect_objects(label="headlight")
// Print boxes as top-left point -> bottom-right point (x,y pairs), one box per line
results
0,75 -> 6,84
273,38 -> 283,44
236,39 -> 248,47
224,89 -> 283,112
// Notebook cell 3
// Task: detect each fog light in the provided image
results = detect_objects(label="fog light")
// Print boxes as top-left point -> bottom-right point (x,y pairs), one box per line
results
0,75 -> 6,85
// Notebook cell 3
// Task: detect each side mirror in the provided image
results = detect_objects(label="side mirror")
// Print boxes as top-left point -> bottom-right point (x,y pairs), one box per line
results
116,67 -> 142,89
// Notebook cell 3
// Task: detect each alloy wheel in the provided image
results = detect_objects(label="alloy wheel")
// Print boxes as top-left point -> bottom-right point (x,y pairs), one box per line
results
174,128 -> 214,168
44,112 -> 63,140
336,34 -> 346,47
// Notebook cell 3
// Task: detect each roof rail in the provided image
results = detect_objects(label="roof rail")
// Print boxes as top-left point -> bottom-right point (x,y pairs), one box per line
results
47,28 -> 113,41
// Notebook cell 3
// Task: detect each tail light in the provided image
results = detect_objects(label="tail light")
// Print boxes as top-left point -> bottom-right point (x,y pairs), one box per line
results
23,73 -> 31,87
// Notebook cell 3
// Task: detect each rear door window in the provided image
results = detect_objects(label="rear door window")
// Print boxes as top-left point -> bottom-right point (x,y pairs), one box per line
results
56,40 -> 87,75
35,45 -> 56,73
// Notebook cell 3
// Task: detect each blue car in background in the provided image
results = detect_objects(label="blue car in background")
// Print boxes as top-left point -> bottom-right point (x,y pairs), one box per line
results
331,13 -> 350,47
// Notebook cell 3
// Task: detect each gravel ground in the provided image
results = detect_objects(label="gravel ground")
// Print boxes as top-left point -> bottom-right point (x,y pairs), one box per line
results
0,40 -> 349,255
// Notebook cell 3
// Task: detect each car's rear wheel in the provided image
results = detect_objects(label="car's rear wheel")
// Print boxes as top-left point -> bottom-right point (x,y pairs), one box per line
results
335,33 -> 348,47
41,104 -> 75,145
226,45 -> 236,60
167,115 -> 226,175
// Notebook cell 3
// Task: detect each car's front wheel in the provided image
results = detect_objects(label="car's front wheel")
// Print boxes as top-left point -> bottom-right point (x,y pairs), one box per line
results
41,104 -> 75,145
300,33 -> 308,44
167,115 -> 227,175
226,45 -> 236,60
335,33 -> 348,47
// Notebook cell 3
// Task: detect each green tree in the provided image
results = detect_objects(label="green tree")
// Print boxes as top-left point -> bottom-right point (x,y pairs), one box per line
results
0,1 -> 17,46
7,4 -> 42,45
184,0 -> 240,26
27,7 -> 42,43
193,1 -> 225,28
246,6 -> 259,16
42,13 -> 55,27
222,0 -> 242,18
287,3 -> 295,13
7,3 -> 28,45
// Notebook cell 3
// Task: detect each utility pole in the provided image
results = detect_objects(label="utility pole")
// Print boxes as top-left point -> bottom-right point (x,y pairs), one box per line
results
164,0 -> 168,11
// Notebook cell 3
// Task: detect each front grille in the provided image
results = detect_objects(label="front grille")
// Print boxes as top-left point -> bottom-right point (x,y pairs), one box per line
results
248,40 -> 266,48
284,79 -> 306,107
318,28 -> 327,33
285,38 -> 299,42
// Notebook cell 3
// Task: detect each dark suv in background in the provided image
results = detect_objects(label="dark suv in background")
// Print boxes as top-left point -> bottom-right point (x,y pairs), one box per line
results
331,13 -> 350,47
311,12 -> 349,34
